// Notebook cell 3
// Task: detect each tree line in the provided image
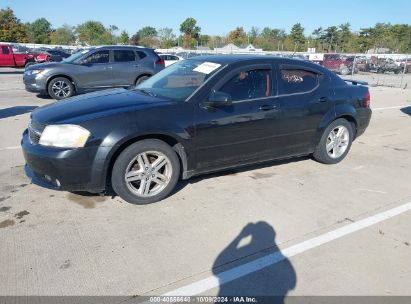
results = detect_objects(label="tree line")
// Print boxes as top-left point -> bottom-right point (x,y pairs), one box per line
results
1,7 -> 410,53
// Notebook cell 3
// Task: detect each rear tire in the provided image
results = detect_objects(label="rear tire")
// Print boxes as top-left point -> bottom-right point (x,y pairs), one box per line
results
111,139 -> 180,205
135,75 -> 150,85
313,118 -> 354,164
48,77 -> 74,100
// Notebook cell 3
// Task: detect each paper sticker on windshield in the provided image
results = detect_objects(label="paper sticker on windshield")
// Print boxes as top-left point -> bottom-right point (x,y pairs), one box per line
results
193,62 -> 221,74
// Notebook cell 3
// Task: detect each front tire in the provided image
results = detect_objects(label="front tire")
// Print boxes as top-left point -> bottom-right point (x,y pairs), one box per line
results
313,118 -> 354,164
340,66 -> 350,75
25,62 -> 35,69
48,77 -> 74,100
111,139 -> 180,204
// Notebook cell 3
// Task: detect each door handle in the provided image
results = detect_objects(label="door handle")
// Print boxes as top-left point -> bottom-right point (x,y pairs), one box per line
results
134,64 -> 140,68
104,66 -> 113,70
259,104 -> 278,111
318,97 -> 328,102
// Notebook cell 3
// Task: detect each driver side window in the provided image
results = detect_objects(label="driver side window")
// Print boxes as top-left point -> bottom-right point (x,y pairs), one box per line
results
82,50 -> 109,64
219,69 -> 272,101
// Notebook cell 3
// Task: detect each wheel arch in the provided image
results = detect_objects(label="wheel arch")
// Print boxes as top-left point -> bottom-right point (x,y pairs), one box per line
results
134,73 -> 152,85
46,74 -> 77,93
314,105 -> 358,148
335,114 -> 357,138
104,133 -> 189,190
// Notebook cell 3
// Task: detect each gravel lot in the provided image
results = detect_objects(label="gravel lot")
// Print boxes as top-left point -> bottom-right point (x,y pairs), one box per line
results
0,68 -> 410,299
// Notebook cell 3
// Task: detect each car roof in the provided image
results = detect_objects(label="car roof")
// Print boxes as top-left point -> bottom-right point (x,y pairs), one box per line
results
186,54 -> 328,71
94,45 -> 153,51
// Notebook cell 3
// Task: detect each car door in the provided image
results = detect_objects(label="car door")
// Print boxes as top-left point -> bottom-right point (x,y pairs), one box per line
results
194,64 -> 281,171
74,49 -> 112,89
110,49 -> 139,86
273,65 -> 335,156
0,45 -> 14,66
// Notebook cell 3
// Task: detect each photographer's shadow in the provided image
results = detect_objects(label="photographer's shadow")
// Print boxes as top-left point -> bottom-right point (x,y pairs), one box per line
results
213,222 -> 296,304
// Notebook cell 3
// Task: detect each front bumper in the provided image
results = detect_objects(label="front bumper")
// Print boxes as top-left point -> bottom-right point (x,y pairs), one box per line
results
23,73 -> 47,94
21,130 -> 108,192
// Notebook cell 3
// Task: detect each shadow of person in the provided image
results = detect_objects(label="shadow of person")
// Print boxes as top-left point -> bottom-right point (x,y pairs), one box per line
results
0,106 -> 38,119
401,106 -> 411,116
212,222 -> 296,304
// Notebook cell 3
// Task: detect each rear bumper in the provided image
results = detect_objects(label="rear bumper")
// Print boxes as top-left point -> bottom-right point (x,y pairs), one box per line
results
21,130 -> 108,192
356,108 -> 372,138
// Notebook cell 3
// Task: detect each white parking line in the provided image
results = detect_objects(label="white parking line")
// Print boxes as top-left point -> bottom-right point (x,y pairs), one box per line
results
373,105 -> 409,110
0,146 -> 20,151
163,201 -> 411,296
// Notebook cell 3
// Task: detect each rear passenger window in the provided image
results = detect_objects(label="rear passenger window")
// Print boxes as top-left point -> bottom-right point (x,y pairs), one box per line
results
136,51 -> 147,59
114,50 -> 136,62
1,46 -> 9,54
279,69 -> 318,94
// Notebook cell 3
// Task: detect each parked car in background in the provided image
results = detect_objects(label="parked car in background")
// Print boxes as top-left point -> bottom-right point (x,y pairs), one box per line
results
35,48 -> 71,63
158,54 -> 183,67
282,54 -> 308,60
368,58 -> 404,74
23,45 -> 165,100
322,54 -> 355,75
352,56 -> 368,72
399,58 -> 411,73
22,55 -> 372,204
176,52 -> 201,59
0,43 -> 38,68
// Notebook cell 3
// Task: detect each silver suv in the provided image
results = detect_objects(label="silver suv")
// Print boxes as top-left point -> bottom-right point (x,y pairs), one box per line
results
23,45 -> 165,100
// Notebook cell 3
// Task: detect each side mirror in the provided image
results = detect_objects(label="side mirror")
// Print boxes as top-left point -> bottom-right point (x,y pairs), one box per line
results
203,90 -> 232,107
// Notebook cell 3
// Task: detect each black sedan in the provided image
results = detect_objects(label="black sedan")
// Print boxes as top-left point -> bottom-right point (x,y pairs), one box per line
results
22,55 -> 372,204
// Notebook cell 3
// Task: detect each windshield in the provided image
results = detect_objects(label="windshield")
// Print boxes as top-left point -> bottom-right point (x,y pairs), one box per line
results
12,44 -> 30,53
136,60 -> 223,101
63,49 -> 93,63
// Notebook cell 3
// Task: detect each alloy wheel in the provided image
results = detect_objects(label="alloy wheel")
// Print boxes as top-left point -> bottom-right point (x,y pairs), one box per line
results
326,125 -> 350,159
51,80 -> 71,98
124,151 -> 172,197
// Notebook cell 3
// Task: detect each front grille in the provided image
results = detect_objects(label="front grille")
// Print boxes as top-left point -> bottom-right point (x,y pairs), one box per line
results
28,120 -> 46,145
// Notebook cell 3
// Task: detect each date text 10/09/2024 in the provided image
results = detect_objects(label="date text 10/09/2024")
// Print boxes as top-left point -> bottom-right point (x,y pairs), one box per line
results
149,296 -> 258,303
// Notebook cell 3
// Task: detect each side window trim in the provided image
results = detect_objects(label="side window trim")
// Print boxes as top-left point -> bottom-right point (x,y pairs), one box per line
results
112,49 -> 137,63
277,66 -> 321,97
136,51 -> 147,60
213,64 -> 274,103
277,82 -> 320,98
279,63 -> 324,75
82,50 -> 110,65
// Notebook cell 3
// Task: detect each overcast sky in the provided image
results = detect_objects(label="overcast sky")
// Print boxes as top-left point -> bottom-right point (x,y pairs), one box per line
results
2,0 -> 411,35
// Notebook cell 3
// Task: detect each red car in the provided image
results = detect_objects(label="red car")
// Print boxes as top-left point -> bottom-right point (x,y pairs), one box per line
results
0,44 -> 52,68
35,53 -> 51,64
322,54 -> 354,75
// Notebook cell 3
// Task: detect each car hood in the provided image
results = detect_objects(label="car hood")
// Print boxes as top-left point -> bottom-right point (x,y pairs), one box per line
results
26,61 -> 67,70
31,88 -> 171,124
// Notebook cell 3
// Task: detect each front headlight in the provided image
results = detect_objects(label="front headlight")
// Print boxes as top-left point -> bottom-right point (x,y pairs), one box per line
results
39,125 -> 90,148
26,69 -> 45,76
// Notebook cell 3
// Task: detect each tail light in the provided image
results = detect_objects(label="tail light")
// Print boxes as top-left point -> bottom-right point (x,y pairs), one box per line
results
155,58 -> 165,66
365,90 -> 370,108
